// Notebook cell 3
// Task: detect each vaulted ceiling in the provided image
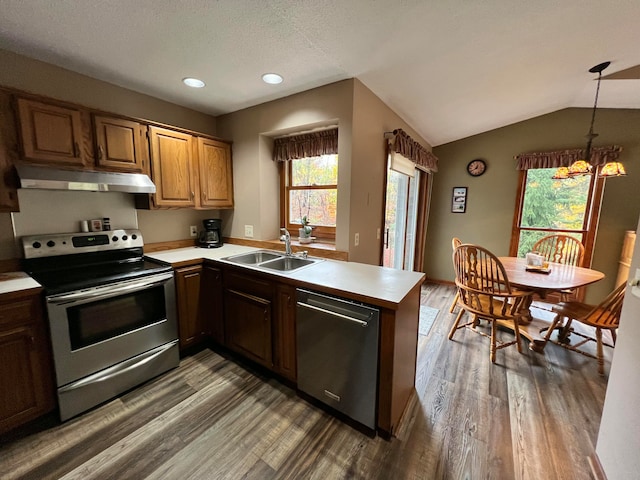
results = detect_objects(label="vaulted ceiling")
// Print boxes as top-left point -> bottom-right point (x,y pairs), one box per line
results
1,0 -> 639,146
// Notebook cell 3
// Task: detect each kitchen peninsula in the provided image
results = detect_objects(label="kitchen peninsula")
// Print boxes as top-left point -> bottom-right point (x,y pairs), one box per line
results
146,244 -> 425,437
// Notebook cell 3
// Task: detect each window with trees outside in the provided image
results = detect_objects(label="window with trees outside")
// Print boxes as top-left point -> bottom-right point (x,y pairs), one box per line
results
510,167 -> 605,267
283,154 -> 338,240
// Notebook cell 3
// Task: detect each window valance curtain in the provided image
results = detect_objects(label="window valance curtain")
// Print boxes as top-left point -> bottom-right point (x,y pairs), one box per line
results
515,145 -> 623,170
273,128 -> 338,162
391,128 -> 438,172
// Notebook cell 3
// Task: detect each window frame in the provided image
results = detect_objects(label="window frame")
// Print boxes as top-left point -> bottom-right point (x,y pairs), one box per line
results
279,155 -> 338,241
509,167 -> 606,269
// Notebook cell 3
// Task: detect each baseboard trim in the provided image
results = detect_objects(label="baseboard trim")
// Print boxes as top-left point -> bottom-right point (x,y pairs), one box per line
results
588,452 -> 607,480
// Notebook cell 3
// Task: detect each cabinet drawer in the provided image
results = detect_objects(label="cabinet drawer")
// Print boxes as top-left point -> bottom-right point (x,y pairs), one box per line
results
0,298 -> 37,327
224,269 -> 273,299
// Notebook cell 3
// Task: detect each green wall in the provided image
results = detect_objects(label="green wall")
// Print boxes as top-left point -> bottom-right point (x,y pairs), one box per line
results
427,108 -> 640,302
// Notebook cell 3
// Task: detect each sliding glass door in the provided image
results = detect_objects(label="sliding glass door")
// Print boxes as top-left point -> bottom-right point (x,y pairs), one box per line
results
382,167 -> 421,270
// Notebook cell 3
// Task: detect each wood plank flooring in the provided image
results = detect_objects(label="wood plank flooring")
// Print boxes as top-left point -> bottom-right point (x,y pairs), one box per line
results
0,283 -> 609,479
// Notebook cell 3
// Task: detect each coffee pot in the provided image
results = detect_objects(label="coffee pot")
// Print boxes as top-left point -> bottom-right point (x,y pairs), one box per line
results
198,218 -> 223,248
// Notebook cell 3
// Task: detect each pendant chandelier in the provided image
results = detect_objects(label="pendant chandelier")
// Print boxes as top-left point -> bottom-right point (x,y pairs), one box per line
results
554,61 -> 626,179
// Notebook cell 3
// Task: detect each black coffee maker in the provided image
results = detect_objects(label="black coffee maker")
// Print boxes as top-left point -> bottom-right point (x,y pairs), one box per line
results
198,219 -> 223,248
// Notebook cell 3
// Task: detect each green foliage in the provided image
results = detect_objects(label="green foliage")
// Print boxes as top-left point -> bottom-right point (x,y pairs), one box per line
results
517,168 -> 589,257
289,155 -> 338,227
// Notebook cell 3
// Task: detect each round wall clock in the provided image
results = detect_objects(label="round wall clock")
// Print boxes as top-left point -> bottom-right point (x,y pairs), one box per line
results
467,159 -> 487,177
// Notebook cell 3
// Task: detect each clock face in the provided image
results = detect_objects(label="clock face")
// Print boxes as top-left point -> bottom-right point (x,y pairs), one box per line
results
467,159 -> 486,177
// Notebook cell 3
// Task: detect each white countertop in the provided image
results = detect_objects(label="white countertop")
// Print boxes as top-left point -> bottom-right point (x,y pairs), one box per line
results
145,245 -> 425,308
0,271 -> 41,295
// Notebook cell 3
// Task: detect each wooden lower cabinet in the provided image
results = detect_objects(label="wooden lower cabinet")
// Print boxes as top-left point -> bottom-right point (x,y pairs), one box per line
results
175,264 -> 206,349
201,265 -> 224,344
273,284 -> 297,381
224,289 -> 273,368
0,289 -> 55,434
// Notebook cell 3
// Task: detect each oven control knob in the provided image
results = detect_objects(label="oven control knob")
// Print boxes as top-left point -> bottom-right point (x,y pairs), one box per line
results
46,240 -> 56,248
131,234 -> 137,240
122,235 -> 128,241
112,236 -> 118,242
32,241 -> 41,249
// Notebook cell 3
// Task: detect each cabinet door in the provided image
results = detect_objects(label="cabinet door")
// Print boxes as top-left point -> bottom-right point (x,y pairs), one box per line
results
273,284 -> 297,381
175,265 -> 204,350
16,98 -> 86,166
149,126 -> 196,207
0,294 -> 55,434
0,90 -> 20,212
93,115 -> 144,172
198,137 -> 234,208
224,289 -> 272,368
201,265 -> 224,344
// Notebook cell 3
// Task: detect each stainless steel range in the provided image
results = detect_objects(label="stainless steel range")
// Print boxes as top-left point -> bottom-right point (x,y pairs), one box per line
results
22,229 -> 179,421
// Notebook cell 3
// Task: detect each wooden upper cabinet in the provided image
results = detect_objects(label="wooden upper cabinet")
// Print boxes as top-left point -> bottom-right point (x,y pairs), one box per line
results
93,115 -> 144,172
16,98 -> 87,166
198,137 -> 234,209
149,126 -> 196,207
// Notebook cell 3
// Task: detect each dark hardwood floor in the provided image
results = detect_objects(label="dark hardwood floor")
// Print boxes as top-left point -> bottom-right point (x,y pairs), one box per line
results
0,283 -> 609,479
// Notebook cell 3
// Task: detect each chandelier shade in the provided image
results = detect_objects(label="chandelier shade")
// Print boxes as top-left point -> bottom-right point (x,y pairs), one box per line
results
600,161 -> 627,177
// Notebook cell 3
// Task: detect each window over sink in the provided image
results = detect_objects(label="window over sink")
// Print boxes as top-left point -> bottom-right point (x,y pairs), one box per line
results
274,128 -> 339,242
284,154 -> 338,240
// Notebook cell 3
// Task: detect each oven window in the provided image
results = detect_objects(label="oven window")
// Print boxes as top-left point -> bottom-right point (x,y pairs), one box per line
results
67,285 -> 167,350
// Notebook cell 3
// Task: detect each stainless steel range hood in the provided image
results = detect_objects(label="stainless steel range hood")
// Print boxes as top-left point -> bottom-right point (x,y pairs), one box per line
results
15,163 -> 156,194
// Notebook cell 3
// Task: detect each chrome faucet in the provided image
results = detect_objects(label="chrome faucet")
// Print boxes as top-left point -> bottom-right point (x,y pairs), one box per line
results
280,228 -> 292,255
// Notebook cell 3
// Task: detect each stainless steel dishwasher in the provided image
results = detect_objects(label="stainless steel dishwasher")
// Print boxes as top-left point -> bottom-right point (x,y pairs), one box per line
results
296,288 -> 380,429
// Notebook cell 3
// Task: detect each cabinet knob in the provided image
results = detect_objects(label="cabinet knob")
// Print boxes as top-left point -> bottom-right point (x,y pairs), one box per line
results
191,191 -> 195,200
98,145 -> 104,159
74,142 -> 80,158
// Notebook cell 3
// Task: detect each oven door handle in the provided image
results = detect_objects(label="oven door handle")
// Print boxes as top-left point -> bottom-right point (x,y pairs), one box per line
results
58,340 -> 178,393
47,272 -> 174,305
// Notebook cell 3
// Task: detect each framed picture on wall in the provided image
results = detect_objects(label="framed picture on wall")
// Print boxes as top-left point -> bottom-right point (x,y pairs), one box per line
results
451,187 -> 467,213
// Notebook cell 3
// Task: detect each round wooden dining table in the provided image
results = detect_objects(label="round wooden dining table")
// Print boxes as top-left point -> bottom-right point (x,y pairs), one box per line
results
498,256 -> 605,351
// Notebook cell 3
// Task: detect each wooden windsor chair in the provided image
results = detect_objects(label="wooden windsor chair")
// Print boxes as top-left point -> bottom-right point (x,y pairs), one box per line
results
541,282 -> 626,375
449,244 -> 534,363
448,237 -> 462,314
532,234 -> 585,301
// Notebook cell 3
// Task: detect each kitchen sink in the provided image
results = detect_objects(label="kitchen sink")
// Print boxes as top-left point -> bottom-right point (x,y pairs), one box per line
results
222,250 -> 323,273
222,250 -> 284,265
258,256 -> 318,272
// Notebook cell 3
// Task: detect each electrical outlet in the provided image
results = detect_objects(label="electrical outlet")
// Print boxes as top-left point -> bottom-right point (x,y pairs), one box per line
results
189,225 -> 198,237
354,232 -> 360,246
244,225 -> 254,238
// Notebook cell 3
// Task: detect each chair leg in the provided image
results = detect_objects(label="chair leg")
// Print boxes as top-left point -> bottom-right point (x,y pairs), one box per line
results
513,317 -> 523,353
449,291 -> 460,313
448,309 -> 465,340
596,328 -> 605,376
490,320 -> 497,363
542,314 -> 563,347
558,318 -> 573,343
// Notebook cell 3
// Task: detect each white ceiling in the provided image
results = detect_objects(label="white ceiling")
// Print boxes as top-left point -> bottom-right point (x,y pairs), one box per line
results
1,0 -> 639,146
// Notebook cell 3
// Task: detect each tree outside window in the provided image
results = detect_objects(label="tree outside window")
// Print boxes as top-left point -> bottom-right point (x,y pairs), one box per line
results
511,167 -> 604,271
285,154 -> 338,239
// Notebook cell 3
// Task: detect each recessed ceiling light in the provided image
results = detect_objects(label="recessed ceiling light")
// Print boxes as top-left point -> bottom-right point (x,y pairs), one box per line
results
182,77 -> 206,88
262,73 -> 283,85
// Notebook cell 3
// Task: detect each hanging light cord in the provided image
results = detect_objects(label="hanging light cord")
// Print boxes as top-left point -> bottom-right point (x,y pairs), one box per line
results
584,70 -> 603,162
